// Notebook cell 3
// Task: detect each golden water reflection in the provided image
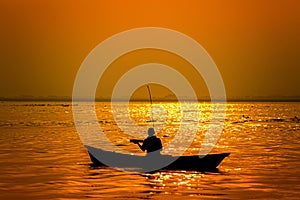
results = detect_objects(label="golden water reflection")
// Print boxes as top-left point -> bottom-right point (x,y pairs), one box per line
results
96,102 -> 213,155
0,102 -> 299,199
142,170 -> 229,198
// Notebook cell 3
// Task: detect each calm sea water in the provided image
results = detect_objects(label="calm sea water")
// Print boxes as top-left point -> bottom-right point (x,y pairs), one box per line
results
0,101 -> 299,199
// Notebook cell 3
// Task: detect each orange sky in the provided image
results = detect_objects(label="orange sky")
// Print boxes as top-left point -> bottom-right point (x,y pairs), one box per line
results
0,0 -> 299,99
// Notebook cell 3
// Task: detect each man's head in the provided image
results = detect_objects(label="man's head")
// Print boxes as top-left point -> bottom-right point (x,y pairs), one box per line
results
148,128 -> 155,136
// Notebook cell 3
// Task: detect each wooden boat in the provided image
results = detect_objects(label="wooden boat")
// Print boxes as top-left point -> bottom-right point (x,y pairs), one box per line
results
86,145 -> 230,172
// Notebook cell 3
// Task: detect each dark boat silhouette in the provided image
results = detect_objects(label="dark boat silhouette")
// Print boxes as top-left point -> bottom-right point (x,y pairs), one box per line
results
86,145 -> 230,172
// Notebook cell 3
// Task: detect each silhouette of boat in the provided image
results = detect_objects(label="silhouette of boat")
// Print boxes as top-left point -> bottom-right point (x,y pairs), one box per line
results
86,145 -> 230,172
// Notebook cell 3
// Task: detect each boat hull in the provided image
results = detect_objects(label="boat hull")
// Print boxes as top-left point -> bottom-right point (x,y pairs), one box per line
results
86,145 -> 230,172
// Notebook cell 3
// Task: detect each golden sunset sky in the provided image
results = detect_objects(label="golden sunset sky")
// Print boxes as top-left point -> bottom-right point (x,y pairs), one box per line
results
0,0 -> 299,100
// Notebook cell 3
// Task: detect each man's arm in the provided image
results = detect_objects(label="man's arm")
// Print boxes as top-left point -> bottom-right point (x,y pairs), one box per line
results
136,142 -> 145,152
132,139 -> 146,151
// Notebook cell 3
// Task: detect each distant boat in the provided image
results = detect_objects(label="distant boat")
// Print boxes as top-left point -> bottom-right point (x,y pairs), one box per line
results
271,118 -> 284,122
291,116 -> 299,122
86,145 -> 230,172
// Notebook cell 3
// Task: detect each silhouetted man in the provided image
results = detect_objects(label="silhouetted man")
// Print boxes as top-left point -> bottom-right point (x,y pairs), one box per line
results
135,128 -> 162,154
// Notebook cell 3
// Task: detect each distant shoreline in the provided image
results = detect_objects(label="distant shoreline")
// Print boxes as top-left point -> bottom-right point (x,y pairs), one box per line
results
1,98 -> 300,103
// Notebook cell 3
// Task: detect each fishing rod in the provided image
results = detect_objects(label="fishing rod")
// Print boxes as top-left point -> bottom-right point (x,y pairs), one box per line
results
146,85 -> 155,128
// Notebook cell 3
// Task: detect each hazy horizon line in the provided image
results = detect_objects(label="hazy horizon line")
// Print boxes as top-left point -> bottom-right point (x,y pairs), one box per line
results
1,97 -> 300,102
